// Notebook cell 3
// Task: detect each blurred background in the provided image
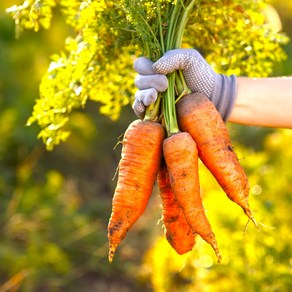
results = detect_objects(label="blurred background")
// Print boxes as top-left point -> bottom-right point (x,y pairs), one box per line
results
0,0 -> 292,291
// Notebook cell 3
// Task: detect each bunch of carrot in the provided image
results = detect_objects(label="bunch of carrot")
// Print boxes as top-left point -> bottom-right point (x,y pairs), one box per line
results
107,0 -> 257,263
107,91 -> 256,263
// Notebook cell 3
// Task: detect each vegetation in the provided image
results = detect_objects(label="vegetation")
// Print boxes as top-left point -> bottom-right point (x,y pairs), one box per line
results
6,0 -> 288,149
0,0 -> 291,291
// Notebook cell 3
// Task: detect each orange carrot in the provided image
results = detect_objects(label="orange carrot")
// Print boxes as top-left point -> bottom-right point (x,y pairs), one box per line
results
163,132 -> 222,262
158,160 -> 196,255
108,119 -> 166,262
176,92 -> 255,224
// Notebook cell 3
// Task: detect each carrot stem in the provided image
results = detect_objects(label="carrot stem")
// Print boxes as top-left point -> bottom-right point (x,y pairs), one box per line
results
162,0 -> 197,136
163,73 -> 179,135
157,2 -> 166,55
175,0 -> 197,48
175,70 -> 191,101
144,93 -> 162,121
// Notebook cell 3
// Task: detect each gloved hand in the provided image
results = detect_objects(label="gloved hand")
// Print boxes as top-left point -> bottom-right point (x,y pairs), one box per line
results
133,48 -> 237,121
132,57 -> 168,118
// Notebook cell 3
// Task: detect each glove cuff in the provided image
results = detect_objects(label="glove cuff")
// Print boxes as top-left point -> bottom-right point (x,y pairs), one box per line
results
211,74 -> 237,122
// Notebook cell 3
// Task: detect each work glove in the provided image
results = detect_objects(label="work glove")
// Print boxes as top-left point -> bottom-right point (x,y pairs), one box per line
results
132,57 -> 168,118
133,48 -> 237,121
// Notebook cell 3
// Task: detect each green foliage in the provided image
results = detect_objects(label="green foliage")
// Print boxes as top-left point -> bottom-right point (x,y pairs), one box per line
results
0,163 -> 111,289
6,0 -> 289,149
185,0 -> 290,76
119,0 -> 172,59
19,1 -> 136,150
6,0 -> 56,37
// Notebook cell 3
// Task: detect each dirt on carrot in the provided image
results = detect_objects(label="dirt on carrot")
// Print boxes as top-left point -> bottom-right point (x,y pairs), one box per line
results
163,131 -> 222,262
158,159 -> 196,255
176,92 -> 256,226
107,119 -> 166,262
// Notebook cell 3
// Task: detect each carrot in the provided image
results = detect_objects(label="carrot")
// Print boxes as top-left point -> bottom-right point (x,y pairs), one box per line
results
158,160 -> 196,255
176,92 -> 256,225
163,131 -> 222,262
108,119 -> 166,262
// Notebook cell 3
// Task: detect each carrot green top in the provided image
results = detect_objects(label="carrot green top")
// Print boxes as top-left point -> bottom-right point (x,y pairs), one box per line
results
121,0 -> 196,133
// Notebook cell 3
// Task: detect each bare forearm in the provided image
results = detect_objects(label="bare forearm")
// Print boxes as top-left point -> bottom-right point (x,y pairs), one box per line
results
229,77 -> 292,128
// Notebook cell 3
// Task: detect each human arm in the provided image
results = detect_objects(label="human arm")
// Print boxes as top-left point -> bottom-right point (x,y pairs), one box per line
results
229,77 -> 292,129
133,49 -> 292,129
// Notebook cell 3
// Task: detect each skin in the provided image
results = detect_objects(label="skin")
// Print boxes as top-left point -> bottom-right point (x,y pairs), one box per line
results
229,77 -> 292,128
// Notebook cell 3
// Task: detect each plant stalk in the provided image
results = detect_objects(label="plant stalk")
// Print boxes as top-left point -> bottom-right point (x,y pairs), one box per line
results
163,0 -> 197,136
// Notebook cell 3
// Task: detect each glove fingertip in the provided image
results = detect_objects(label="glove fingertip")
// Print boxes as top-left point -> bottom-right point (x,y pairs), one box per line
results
159,75 -> 168,92
132,98 -> 146,119
134,57 -> 155,75
143,88 -> 158,106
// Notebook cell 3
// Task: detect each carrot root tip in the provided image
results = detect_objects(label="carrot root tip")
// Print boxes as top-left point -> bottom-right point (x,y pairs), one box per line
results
243,207 -> 259,230
258,222 -> 276,230
251,217 -> 260,231
243,216 -> 261,236
214,248 -> 222,263
108,243 -> 118,263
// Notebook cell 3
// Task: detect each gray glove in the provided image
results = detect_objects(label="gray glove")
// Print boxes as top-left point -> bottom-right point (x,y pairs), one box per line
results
133,57 -> 168,118
133,49 -> 237,121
